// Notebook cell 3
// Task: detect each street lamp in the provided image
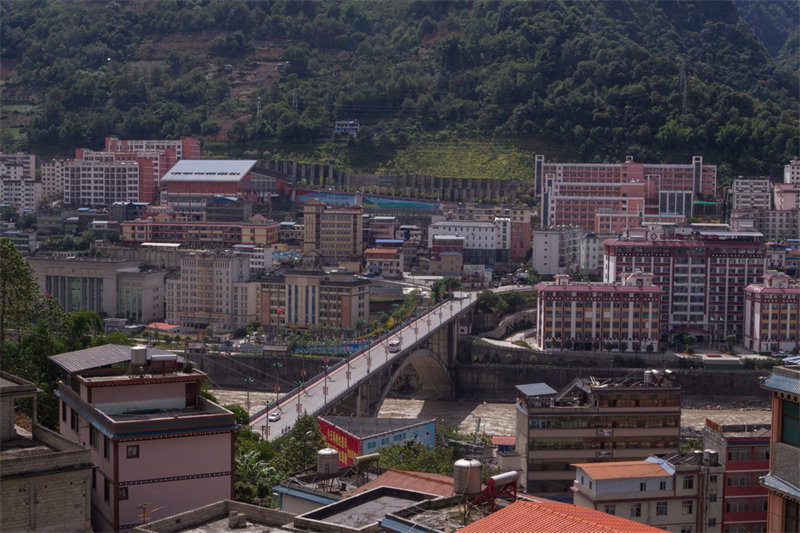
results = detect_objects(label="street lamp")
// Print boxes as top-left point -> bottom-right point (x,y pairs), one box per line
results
272,361 -> 284,399
243,377 -> 254,412
294,378 -> 304,413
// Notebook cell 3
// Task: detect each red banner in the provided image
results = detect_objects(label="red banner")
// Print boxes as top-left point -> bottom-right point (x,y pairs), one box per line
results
318,418 -> 360,466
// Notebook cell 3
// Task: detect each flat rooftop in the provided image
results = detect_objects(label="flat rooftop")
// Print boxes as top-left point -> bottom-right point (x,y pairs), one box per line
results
320,416 -> 435,439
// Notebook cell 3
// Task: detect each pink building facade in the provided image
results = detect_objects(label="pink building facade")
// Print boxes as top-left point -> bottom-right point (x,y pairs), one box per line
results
744,271 -> 800,353
52,345 -> 236,531
536,155 -> 715,232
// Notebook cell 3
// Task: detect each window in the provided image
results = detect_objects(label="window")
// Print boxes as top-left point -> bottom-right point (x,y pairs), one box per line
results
708,493 -> 717,502
682,501 -> 693,515
709,475 -> 717,484
89,425 -> 99,449
656,502 -> 668,516
728,448 -> 750,462
103,436 -> 109,459
726,499 -> 750,513
630,503 -> 641,517
780,401 -> 799,446
752,497 -> 768,512
660,481 -> 667,490
680,527 -> 692,533
126,445 -> 139,458
604,504 -> 615,515
61,401 -> 67,422
92,469 -> 96,490
103,478 -> 110,502
639,482 -> 647,491
683,475 -> 694,489
70,409 -> 79,432
727,474 -> 750,487
708,518 -> 716,527
119,487 -> 128,501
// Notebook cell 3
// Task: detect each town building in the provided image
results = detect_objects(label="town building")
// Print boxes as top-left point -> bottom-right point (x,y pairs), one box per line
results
535,155 -> 715,232
63,154 -> 140,207
1,371 -> 93,533
785,158 -> 800,185
572,453 -> 724,533
259,270 -> 369,332
733,178 -> 773,211
365,247 -> 403,278
0,174 -> 41,213
302,200 -> 364,266
41,158 -> 67,201
0,151 -> 36,177
533,271 -> 664,352
774,183 -> 800,211
702,419 -> 771,533
515,373 -> 681,499
579,232 -> 607,276
743,270 -> 800,353
429,250 -> 463,276
428,217 -> 510,266
232,244 -> 274,276
532,225 -> 584,276
317,417 -> 436,466
603,225 -> 766,344
204,195 -> 253,222
27,256 -> 163,319
120,218 -> 279,249
159,159 -> 258,217
759,364 -> 800,533
444,203 -> 533,261
165,250 -> 258,331
1,230 -> 37,255
50,345 -> 237,531
731,208 -> 800,242
132,500 -> 294,533
366,215 -> 399,242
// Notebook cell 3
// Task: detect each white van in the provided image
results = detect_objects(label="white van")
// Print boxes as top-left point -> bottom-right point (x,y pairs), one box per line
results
388,339 -> 402,353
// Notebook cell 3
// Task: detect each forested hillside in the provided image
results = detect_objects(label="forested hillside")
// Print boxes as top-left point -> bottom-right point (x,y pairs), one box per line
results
1,0 -> 797,180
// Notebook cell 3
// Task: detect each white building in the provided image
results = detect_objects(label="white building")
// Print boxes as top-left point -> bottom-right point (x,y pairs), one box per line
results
428,217 -> 510,265
784,157 -> 800,185
531,225 -> 584,276
0,152 -> 35,177
64,159 -> 140,207
166,251 -> 259,331
732,177 -> 772,211
41,158 -> 67,201
0,176 -> 41,213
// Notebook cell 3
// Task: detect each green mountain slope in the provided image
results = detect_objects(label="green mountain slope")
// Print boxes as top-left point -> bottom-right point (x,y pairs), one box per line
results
0,0 -> 797,180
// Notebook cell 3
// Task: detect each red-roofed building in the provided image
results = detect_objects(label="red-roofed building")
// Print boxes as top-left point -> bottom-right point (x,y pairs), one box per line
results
458,498 -> 667,533
350,469 -> 454,499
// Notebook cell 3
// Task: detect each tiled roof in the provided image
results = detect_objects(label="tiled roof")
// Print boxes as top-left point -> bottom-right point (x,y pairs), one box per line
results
761,369 -> 800,395
458,499 -> 666,533
573,461 -> 669,480
762,474 -> 800,500
350,469 -> 454,498
492,436 -> 516,447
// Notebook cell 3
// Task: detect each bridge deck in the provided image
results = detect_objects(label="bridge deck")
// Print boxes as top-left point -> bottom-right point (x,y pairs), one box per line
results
249,291 -> 477,440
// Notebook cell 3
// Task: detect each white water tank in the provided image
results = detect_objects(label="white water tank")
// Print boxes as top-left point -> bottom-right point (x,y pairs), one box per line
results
643,370 -> 653,384
131,345 -> 148,367
453,459 -> 481,496
317,448 -> 339,474
488,470 -> 518,489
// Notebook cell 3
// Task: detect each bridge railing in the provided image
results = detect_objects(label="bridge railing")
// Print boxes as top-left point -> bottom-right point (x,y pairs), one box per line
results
250,294 -> 474,425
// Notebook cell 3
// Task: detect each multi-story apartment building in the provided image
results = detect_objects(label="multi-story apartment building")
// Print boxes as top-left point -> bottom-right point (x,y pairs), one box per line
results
0,151 -> 36,177
731,208 -> 800,242
744,271 -> 800,353
365,247 -> 403,278
573,452 -> 724,533
774,183 -> 800,211
28,256 -> 168,320
733,178 -> 773,211
365,215 -> 399,241
604,225 -> 766,343
0,174 -> 41,213
105,136 -> 201,161
533,272 -> 664,352
41,158 -> 67,201
1,371 -> 93,533
444,203 -> 533,261
121,218 -> 279,249
514,373 -> 681,498
535,155 -> 715,232
302,200 -> 364,265
64,156 -> 140,207
784,158 -> 800,185
159,160 -> 258,217
166,251 -> 258,331
579,232 -> 607,276
428,217 -> 510,265
759,365 -> 800,533
51,345 -> 236,531
702,419 -> 771,533
531,225 -> 584,275
260,269 -> 369,331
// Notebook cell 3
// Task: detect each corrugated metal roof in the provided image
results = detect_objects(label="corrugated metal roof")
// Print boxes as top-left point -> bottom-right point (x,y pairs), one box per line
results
49,344 -> 176,374
762,372 -> 800,395
161,160 -> 256,182
762,474 -> 800,499
515,383 -> 557,397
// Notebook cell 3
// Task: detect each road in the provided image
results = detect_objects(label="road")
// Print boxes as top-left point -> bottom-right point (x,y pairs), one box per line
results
248,292 -> 476,440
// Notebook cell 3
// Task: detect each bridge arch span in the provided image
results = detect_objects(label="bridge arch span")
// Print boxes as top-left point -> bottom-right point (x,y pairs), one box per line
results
373,347 -> 453,414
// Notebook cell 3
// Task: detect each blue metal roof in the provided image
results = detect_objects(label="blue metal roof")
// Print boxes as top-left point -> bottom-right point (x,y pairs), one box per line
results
762,372 -> 800,395
762,474 -> 800,499
515,383 -> 557,397
273,485 -> 338,505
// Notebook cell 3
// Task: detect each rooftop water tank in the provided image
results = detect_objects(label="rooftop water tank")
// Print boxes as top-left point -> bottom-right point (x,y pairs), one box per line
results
317,448 -> 339,475
131,345 -> 148,367
453,459 -> 481,496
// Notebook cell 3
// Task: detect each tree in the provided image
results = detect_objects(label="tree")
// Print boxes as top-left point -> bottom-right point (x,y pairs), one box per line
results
274,413 -> 325,474
0,238 -> 42,350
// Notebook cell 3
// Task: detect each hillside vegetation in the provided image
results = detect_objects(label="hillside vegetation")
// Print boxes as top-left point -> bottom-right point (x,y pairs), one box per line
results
1,0 -> 797,180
